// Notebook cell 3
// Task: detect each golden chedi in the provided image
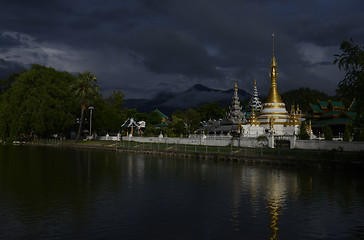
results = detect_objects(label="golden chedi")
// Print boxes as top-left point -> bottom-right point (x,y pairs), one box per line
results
257,34 -> 289,134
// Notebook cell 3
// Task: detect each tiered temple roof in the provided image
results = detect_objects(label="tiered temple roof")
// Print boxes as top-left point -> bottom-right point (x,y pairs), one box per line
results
305,99 -> 357,134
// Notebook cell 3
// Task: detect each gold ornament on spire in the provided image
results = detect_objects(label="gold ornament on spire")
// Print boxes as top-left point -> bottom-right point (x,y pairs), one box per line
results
266,32 -> 284,104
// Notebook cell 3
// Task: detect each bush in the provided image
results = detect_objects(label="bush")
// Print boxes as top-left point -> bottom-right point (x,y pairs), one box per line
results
323,126 -> 333,141
298,122 -> 310,140
343,125 -> 350,141
256,135 -> 267,141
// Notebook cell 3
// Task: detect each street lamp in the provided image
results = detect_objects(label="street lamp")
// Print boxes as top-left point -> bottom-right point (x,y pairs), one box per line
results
88,106 -> 94,138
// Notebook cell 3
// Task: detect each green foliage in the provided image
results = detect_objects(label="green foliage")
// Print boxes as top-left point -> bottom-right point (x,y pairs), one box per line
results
148,111 -> 163,125
195,102 -> 225,121
343,125 -> 350,141
72,72 -> 100,141
72,72 -> 99,107
256,135 -> 267,141
0,72 -> 22,94
298,122 -> 310,140
168,102 -> 226,135
281,87 -> 330,111
106,89 -> 125,111
172,120 -> 188,136
144,125 -> 162,137
334,39 -> 364,124
322,126 -> 333,141
355,130 -> 364,141
0,65 -> 76,140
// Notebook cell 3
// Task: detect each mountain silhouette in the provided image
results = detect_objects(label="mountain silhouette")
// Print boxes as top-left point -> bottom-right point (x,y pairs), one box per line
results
125,84 -> 250,115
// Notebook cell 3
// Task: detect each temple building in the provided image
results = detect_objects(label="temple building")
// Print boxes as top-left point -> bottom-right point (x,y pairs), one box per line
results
305,99 -> 357,136
203,79 -> 246,135
202,35 -> 303,137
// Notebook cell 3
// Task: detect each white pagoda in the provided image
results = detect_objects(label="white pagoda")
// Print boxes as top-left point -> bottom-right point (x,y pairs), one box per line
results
247,78 -> 262,113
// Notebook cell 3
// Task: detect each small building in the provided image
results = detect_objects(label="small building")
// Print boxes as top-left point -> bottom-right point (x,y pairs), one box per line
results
305,99 -> 357,136
121,118 -> 145,136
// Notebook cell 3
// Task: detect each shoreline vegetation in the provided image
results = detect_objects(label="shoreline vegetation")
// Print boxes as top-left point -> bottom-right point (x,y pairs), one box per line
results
15,139 -> 364,169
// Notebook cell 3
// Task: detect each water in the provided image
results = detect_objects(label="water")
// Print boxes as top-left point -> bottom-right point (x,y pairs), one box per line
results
0,145 -> 363,240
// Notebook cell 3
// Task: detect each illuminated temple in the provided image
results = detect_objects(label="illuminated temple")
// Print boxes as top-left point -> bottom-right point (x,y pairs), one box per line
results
203,35 -> 304,137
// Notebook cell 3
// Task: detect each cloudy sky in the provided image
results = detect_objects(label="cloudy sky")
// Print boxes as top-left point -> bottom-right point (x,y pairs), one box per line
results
1,0 -> 363,99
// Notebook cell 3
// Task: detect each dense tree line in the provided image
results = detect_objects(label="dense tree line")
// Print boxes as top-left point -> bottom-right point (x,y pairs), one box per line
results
0,65 -> 161,141
0,65 -> 77,141
281,88 -> 331,112
0,65 -> 226,141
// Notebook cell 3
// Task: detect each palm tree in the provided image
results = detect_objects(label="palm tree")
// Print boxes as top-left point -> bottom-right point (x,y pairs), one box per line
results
72,72 -> 99,142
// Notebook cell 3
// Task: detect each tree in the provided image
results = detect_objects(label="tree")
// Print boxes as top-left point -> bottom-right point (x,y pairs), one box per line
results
0,72 -> 22,94
72,72 -> 99,142
322,126 -> 333,141
334,39 -> 364,122
107,89 -> 125,111
0,65 -> 76,140
148,111 -> 163,125
281,87 -> 331,111
298,122 -> 310,140
98,89 -> 126,133
195,102 -> 226,121
343,125 -> 350,141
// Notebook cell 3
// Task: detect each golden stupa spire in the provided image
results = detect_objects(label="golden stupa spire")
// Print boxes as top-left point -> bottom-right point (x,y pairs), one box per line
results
266,32 -> 284,104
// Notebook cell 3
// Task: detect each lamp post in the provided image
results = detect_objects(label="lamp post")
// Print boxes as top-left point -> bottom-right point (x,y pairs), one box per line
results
88,106 -> 94,138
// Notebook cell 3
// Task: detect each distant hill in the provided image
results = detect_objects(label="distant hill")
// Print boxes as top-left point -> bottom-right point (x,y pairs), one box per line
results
125,84 -> 251,115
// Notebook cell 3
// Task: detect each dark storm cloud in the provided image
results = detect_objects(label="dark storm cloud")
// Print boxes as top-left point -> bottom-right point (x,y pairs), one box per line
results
126,27 -> 222,78
0,34 -> 23,50
0,0 -> 363,98
0,58 -> 25,79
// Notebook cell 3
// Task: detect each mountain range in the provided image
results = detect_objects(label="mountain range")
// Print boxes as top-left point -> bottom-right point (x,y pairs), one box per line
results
125,84 -> 251,115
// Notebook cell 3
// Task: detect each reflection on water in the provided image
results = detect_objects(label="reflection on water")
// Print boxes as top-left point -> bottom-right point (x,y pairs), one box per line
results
0,145 -> 364,239
268,198 -> 280,240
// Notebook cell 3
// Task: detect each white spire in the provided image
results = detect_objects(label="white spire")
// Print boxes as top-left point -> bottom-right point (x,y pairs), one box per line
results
248,78 -> 262,112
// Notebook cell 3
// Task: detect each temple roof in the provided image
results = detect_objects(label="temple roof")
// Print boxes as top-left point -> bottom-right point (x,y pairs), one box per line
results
318,101 -> 329,109
329,100 -> 345,109
153,109 -> 168,119
309,104 -> 323,113
311,117 -> 353,127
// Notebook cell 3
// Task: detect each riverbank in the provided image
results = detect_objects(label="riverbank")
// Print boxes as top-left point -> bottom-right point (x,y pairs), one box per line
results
26,140 -> 364,169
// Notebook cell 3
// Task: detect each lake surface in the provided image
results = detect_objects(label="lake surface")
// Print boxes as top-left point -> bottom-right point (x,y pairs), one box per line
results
0,145 -> 363,239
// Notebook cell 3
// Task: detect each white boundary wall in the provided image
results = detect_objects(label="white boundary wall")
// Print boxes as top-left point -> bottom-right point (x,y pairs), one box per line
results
295,140 -> 364,152
122,135 -> 268,148
120,135 -> 364,152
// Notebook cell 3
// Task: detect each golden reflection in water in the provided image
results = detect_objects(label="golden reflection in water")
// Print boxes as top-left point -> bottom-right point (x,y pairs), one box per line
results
268,197 -> 281,240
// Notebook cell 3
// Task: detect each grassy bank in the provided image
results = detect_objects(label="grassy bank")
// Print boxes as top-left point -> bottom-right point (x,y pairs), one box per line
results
25,139 -> 364,169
